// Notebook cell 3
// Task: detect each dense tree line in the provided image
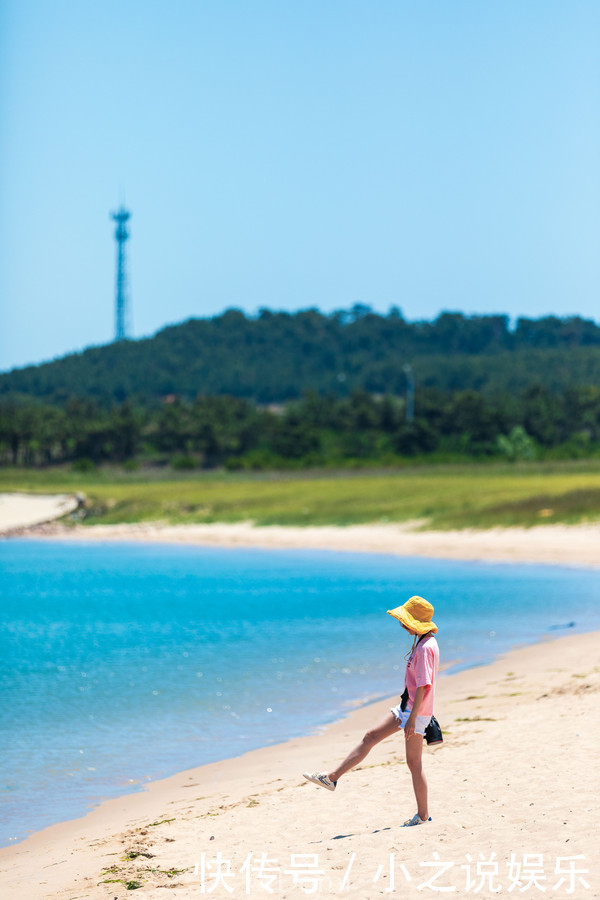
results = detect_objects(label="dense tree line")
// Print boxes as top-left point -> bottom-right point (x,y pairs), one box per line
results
2,385 -> 599,469
2,308 -> 600,406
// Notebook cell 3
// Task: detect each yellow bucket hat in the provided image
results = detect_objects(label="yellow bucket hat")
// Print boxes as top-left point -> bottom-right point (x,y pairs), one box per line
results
387,596 -> 438,634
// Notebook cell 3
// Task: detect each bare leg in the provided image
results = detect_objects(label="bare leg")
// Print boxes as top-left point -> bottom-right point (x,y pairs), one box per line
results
328,712 -> 399,782
405,733 -> 428,819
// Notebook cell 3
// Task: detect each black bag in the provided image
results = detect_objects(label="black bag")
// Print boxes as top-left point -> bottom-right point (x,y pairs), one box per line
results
400,687 -> 443,745
424,714 -> 443,746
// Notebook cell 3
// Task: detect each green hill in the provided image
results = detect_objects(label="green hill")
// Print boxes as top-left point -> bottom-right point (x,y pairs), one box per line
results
2,307 -> 600,407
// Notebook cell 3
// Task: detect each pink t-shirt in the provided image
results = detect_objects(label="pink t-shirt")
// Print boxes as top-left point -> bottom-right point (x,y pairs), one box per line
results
405,634 -> 439,717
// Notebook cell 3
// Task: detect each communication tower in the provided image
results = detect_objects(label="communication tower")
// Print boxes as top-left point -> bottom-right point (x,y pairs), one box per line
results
111,205 -> 131,341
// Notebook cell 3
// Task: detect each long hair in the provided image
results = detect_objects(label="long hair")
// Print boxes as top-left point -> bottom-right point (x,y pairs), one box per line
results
404,635 -> 418,662
404,630 -> 434,662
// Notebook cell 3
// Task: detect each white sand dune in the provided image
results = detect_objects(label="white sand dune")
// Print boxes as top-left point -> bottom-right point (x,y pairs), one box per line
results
0,492 -> 79,533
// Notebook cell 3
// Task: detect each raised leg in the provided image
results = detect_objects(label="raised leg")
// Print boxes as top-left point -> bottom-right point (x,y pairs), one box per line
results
328,711 -> 399,782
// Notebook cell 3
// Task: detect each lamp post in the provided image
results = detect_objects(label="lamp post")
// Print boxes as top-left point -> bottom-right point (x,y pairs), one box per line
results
403,364 -> 414,423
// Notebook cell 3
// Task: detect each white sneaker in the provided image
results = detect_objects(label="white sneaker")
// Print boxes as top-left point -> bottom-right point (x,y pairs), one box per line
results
302,771 -> 337,791
403,813 -> 431,826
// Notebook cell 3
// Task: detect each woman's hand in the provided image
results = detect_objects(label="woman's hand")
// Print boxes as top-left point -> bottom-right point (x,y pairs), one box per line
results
404,713 -> 417,740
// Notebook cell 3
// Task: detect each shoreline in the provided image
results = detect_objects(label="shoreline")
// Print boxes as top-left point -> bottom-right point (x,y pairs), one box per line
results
1,630 -> 599,899
1,491 -> 598,567
8,517 -> 600,566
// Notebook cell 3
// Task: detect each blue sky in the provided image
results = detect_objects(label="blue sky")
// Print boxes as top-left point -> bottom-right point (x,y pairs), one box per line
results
1,0 -> 599,372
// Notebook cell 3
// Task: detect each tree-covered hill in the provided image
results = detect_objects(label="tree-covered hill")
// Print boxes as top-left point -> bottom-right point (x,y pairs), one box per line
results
3,307 -> 600,407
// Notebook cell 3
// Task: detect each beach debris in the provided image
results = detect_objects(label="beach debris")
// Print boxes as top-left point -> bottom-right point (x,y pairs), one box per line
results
455,715 -> 499,722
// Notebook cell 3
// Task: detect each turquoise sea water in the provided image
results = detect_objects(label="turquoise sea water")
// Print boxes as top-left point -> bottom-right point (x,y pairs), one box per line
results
1,539 -> 599,848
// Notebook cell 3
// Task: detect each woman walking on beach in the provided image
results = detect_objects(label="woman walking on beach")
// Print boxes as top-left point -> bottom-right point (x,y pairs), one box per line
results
303,596 -> 439,827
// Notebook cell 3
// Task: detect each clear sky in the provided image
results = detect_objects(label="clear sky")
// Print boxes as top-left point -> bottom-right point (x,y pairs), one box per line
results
1,0 -> 599,373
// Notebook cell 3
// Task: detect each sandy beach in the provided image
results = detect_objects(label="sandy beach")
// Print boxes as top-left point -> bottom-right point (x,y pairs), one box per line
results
7,514 -> 600,568
0,629 -> 598,899
2,493 -> 599,898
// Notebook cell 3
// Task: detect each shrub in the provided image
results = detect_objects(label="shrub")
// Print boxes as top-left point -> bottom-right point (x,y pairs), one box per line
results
170,454 -> 196,470
496,426 -> 537,461
72,457 -> 97,473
